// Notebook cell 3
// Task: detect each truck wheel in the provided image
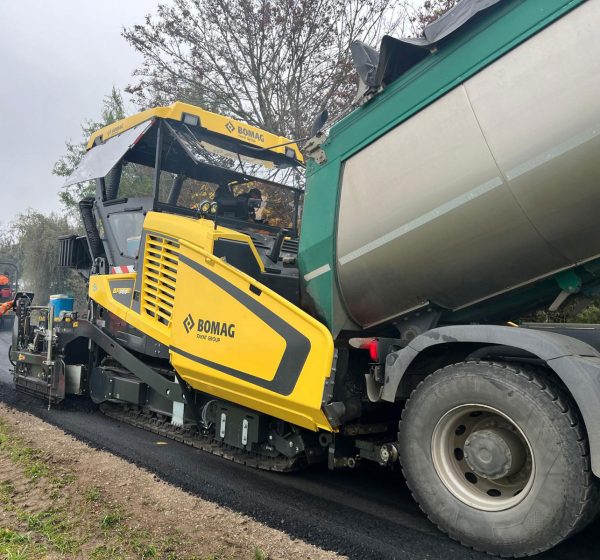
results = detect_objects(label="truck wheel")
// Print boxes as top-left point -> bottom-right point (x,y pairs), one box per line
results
398,361 -> 600,557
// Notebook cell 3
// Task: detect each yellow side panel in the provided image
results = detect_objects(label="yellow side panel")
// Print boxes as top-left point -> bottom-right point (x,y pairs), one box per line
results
170,239 -> 335,432
89,273 -> 171,348
90,212 -> 335,432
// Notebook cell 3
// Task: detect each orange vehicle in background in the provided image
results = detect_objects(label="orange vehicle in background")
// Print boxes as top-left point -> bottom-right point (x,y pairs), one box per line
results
0,267 -> 17,330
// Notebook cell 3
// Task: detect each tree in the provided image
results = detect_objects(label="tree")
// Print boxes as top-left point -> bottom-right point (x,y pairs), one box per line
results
53,87 -> 157,213
123,0 -> 412,140
0,223 -> 20,289
53,87 -> 127,211
7,211 -> 83,306
410,0 -> 459,33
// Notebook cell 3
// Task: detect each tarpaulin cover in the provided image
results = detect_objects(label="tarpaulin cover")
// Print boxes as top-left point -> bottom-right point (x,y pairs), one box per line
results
63,120 -> 154,187
352,0 -> 501,89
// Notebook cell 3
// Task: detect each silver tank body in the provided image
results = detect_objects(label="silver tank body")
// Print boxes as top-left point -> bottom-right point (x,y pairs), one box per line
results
336,0 -> 600,328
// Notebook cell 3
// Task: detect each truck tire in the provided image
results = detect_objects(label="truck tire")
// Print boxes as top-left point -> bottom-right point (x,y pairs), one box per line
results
397,361 -> 600,557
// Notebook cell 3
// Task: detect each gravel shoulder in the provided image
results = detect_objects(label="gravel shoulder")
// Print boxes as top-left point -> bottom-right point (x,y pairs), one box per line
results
0,403 -> 343,560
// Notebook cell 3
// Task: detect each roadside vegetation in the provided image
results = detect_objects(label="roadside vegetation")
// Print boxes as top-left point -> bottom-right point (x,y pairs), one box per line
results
0,415 -> 274,560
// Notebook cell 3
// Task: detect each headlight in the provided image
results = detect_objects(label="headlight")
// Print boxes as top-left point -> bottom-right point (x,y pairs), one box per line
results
199,200 -> 211,213
210,202 -> 218,214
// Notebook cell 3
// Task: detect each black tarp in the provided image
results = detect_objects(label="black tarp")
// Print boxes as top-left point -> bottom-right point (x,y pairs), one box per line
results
351,0 -> 502,90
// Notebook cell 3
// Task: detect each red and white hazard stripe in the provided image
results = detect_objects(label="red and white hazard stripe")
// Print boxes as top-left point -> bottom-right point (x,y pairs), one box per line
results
110,265 -> 135,274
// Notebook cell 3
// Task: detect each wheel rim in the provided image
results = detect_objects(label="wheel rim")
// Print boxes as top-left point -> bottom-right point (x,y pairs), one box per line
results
431,404 -> 535,511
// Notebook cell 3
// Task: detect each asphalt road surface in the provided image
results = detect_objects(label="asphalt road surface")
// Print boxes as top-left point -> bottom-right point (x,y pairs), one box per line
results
0,327 -> 598,559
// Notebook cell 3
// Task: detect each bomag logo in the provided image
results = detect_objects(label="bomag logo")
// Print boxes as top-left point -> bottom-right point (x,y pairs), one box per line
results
183,313 -> 195,333
183,313 -> 235,342
225,120 -> 264,143
237,125 -> 264,143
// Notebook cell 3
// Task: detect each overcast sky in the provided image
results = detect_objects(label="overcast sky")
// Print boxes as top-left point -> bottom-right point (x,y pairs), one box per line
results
0,0 -> 161,226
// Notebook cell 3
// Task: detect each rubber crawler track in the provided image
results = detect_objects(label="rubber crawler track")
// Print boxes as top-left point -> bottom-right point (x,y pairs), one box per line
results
100,403 -> 304,473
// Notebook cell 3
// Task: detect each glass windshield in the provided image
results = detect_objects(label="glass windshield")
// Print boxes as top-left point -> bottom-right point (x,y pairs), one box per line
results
108,211 -> 145,258
157,173 -> 300,232
81,119 -> 304,236
165,119 -> 300,172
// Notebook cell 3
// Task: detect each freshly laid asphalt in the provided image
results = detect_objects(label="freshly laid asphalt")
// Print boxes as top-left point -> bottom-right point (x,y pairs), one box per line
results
0,328 -> 598,559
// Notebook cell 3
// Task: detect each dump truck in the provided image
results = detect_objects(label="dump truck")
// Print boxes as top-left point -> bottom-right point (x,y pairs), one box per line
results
8,0 -> 600,555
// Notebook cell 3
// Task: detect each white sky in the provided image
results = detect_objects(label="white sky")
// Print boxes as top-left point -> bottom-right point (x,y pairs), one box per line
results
0,0 -> 427,227
0,0 -> 161,225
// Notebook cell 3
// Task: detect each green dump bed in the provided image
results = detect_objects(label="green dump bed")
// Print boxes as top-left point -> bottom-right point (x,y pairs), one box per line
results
300,0 -> 600,335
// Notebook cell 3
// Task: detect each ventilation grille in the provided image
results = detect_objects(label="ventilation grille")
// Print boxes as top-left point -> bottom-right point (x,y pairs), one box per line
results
142,234 -> 180,327
281,238 -> 299,254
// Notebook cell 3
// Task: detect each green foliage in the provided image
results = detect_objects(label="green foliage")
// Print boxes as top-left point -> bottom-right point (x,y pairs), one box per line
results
0,528 -> 40,560
85,485 -> 101,503
113,160 -> 155,199
7,210 -> 80,305
253,547 -> 268,560
0,422 -> 50,482
50,473 -> 76,490
20,509 -> 77,554
90,544 -> 122,559
575,303 -> 600,324
0,480 -> 14,505
53,86 -> 159,212
0,223 -> 20,281
0,415 -> 199,560
53,87 -> 127,211
521,294 -> 600,325
0,528 -> 30,546
100,507 -> 126,530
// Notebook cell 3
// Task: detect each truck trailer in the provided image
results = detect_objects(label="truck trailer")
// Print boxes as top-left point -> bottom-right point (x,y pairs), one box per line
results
9,0 -> 600,555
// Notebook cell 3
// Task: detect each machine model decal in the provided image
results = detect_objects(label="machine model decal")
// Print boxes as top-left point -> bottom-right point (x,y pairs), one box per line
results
109,279 -> 135,307
112,287 -> 132,295
171,254 -> 311,396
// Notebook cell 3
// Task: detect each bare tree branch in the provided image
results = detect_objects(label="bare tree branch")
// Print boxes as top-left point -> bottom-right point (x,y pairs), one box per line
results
123,0 -> 414,139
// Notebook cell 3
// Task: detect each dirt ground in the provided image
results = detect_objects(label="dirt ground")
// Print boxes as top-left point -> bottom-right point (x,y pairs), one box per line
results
0,403 -> 343,560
